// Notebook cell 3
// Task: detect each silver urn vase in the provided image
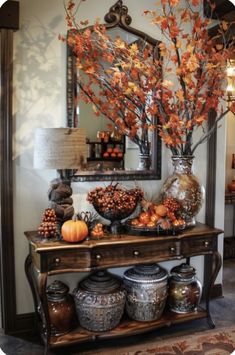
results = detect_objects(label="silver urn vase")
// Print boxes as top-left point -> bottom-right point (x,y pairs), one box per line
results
161,155 -> 205,227
123,264 -> 168,322
138,153 -> 151,170
73,270 -> 126,332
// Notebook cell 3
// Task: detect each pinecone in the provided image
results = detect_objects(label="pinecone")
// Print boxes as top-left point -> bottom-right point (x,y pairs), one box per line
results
38,208 -> 57,237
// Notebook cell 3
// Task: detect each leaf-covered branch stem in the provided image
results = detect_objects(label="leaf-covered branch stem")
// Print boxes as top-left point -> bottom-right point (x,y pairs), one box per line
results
191,109 -> 229,154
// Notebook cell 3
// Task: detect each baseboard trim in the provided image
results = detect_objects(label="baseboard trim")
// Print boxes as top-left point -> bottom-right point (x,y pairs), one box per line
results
202,283 -> 223,300
6,312 -> 36,336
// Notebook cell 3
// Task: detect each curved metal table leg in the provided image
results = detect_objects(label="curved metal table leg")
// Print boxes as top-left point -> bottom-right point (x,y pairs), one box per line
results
205,251 -> 222,328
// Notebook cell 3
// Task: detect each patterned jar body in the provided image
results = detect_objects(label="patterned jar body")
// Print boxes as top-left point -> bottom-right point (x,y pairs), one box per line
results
47,280 -> 77,336
168,263 -> 202,313
161,156 -> 205,227
123,264 -> 168,322
73,270 -> 126,332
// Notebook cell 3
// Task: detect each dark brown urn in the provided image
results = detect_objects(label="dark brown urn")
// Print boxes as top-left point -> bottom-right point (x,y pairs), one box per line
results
168,263 -> 202,313
46,280 -> 77,336
73,270 -> 126,332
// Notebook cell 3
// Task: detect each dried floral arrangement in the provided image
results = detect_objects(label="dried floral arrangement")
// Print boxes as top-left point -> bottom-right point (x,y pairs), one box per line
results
62,0 -> 235,156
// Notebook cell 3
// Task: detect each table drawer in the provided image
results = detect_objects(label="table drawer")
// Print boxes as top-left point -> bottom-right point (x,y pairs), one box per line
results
91,240 -> 180,268
43,250 -> 92,272
181,237 -> 214,256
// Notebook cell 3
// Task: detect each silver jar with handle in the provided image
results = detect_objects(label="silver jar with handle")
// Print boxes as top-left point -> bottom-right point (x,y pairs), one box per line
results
123,264 -> 168,322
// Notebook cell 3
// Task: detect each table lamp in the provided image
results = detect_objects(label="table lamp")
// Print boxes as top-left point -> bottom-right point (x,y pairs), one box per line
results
34,127 -> 87,232
228,153 -> 235,192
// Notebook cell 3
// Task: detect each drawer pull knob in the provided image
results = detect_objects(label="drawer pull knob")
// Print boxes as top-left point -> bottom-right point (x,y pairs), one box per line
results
54,258 -> 60,264
96,254 -> 102,260
170,247 -> 176,253
133,250 -> 140,257
204,241 -> 209,247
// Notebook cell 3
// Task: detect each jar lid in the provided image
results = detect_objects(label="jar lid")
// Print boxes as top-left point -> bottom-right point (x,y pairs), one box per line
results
79,270 -> 122,294
46,280 -> 69,300
170,263 -> 196,281
123,264 -> 168,283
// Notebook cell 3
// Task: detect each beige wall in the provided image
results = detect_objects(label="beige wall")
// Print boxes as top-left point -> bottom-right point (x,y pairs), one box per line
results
13,0 -> 225,314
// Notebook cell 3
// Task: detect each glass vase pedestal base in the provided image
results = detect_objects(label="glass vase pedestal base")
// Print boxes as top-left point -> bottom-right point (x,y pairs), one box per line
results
184,217 -> 196,228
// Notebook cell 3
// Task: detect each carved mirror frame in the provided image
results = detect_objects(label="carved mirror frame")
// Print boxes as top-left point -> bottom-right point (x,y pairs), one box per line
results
66,0 -> 162,182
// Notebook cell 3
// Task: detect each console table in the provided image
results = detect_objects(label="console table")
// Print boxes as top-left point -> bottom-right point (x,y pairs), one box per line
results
25,223 -> 222,353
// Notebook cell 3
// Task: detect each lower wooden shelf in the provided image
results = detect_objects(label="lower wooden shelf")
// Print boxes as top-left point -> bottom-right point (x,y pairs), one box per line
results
25,226 -> 222,352
48,308 -> 207,348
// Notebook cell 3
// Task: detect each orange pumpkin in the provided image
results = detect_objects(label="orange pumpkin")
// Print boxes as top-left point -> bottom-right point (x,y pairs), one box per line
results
154,204 -> 167,217
61,219 -> 88,243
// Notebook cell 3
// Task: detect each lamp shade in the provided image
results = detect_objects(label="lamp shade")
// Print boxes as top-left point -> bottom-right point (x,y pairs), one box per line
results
34,128 -> 87,169
232,154 -> 235,170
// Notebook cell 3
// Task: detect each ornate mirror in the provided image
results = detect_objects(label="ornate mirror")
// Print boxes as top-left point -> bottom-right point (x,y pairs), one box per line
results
66,0 -> 162,181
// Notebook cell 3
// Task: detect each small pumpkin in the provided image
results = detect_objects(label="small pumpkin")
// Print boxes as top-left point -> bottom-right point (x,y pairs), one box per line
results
61,217 -> 88,243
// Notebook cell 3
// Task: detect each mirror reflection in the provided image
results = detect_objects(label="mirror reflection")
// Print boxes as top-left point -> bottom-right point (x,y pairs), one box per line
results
66,1 -> 162,181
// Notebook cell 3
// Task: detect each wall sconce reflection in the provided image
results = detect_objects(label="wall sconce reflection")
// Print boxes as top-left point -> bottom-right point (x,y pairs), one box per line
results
227,61 -> 235,102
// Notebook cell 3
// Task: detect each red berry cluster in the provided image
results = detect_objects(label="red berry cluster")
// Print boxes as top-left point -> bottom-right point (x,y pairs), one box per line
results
163,197 -> 181,212
87,183 -> 143,217
38,208 -> 57,237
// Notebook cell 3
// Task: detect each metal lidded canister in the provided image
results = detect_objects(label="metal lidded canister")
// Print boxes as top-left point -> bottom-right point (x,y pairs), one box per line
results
123,264 -> 168,322
73,270 -> 126,332
168,263 -> 202,313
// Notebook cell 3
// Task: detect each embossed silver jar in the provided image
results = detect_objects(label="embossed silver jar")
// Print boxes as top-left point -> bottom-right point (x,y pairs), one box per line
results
123,264 -> 168,322
73,270 -> 126,332
168,263 -> 202,313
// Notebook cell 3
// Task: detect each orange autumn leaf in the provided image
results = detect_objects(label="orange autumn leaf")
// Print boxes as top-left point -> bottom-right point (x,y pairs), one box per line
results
169,0 -> 179,5
181,9 -> 190,22
85,66 -> 96,74
186,54 -> 199,72
159,42 -> 167,56
195,115 -> 205,125
129,43 -> 138,55
176,90 -> 184,102
161,18 -> 168,30
67,1 -> 75,11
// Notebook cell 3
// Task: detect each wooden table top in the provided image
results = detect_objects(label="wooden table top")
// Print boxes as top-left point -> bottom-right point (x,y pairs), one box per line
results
25,223 -> 223,253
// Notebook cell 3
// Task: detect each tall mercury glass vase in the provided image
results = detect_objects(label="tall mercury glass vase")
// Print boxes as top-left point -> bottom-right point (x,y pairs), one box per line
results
161,156 -> 205,227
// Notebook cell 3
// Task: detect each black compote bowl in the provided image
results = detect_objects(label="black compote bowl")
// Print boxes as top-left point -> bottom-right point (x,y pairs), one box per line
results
87,183 -> 143,234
